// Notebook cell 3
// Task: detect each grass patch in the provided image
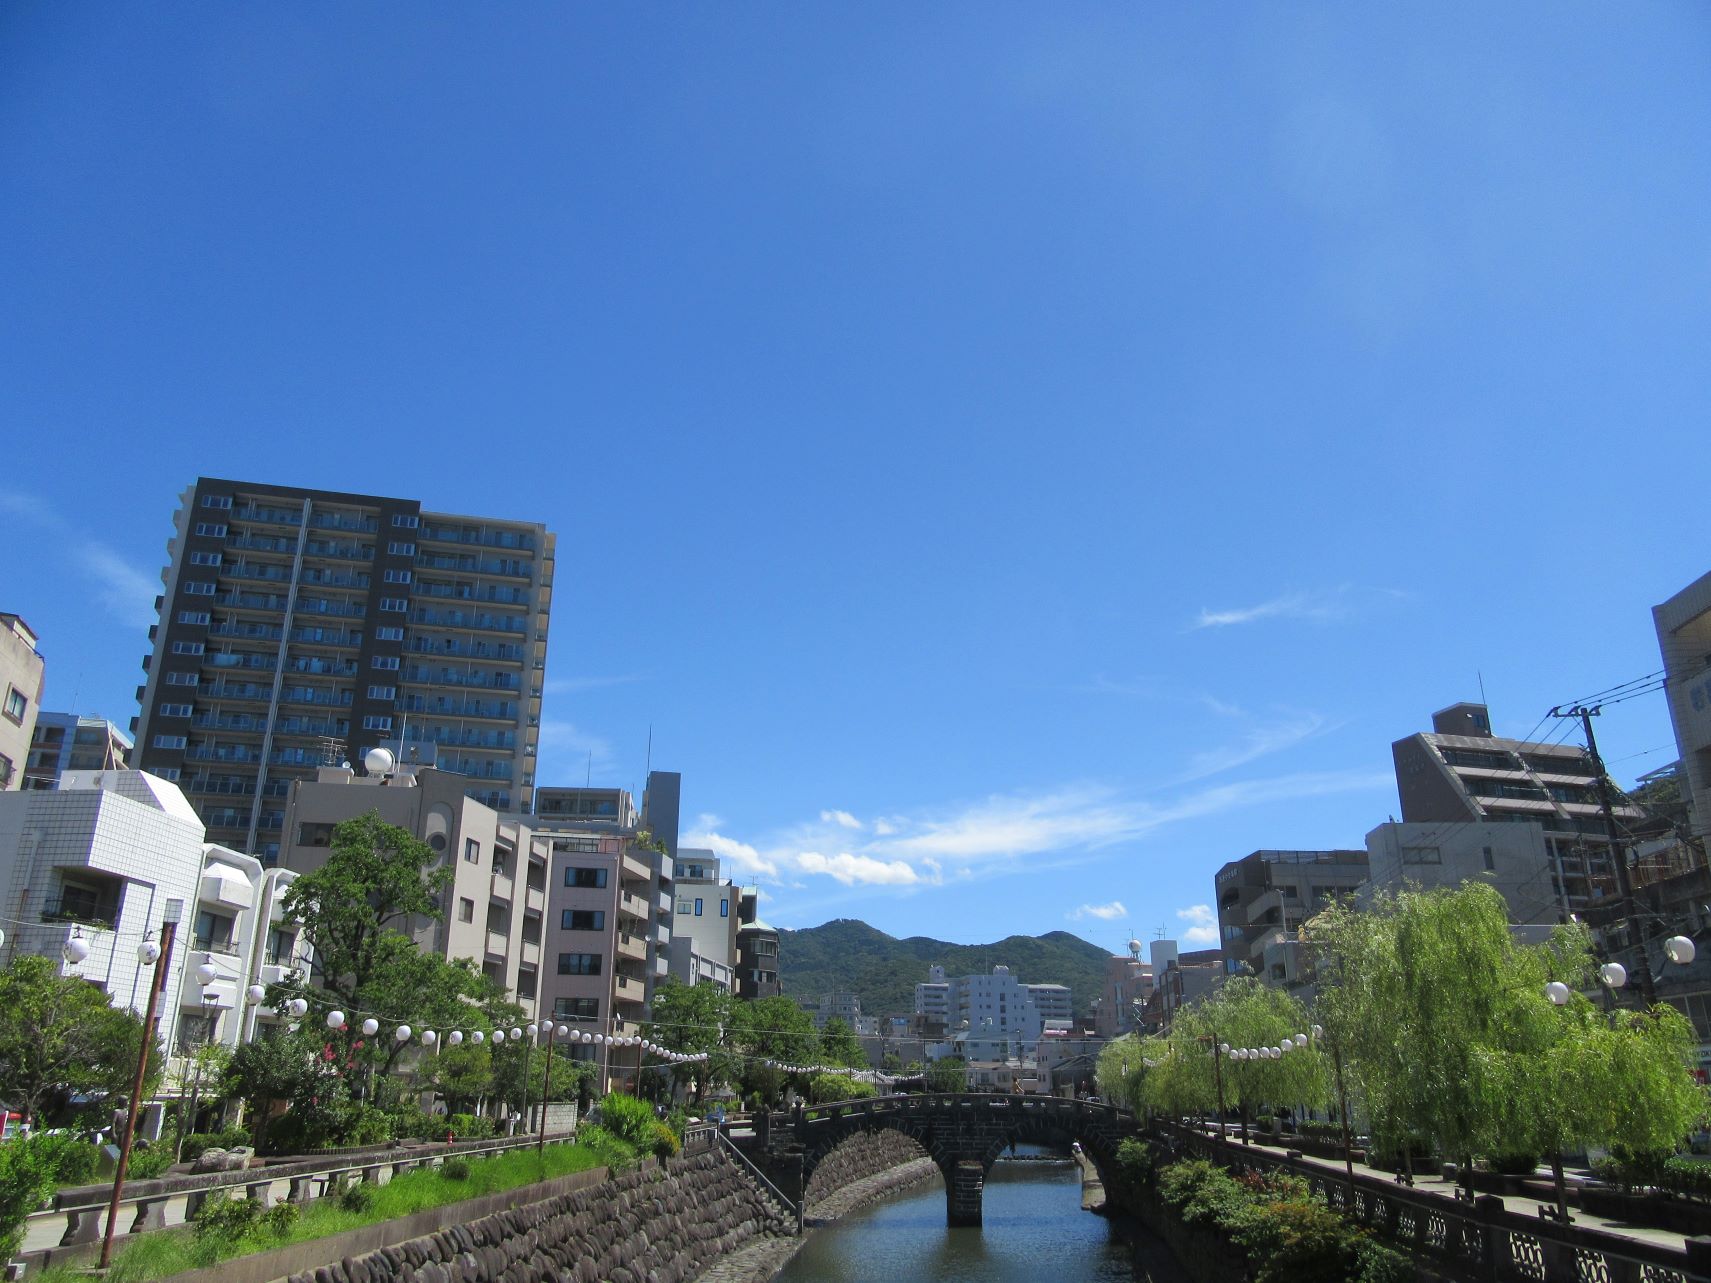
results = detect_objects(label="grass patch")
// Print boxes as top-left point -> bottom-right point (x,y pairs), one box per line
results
34,1134 -> 638,1283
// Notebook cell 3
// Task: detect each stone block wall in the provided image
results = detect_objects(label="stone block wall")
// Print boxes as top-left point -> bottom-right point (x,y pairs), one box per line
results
277,1149 -> 795,1283
803,1131 -> 930,1206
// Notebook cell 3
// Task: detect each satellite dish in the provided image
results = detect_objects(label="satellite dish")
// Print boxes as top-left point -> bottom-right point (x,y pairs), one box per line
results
364,747 -> 396,776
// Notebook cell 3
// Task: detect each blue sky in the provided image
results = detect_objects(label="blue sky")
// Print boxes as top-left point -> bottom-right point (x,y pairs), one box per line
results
4,6 -> 1708,950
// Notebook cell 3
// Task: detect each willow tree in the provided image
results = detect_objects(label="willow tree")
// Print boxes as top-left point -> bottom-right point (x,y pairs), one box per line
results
1186,976 -> 1327,1137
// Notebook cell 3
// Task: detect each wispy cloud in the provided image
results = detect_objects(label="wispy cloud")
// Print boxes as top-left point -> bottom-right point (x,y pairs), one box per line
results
685,768 -> 1391,901
535,720 -> 616,777
543,674 -> 647,695
1179,710 -> 1335,783
0,490 -> 158,628
820,809 -> 863,830
1177,904 -> 1219,946
1190,586 -> 1405,631
1070,901 -> 1128,922
1079,676 -> 1245,718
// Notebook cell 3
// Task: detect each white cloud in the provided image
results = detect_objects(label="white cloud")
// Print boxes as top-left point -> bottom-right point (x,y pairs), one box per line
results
1191,586 -> 1406,631
796,851 -> 920,887
543,674 -> 646,695
1177,904 -> 1219,945
1179,711 -> 1332,782
75,544 -> 158,627
1070,901 -> 1128,922
872,818 -> 898,836
874,787 -> 1141,862
681,827 -> 780,880
820,809 -> 863,830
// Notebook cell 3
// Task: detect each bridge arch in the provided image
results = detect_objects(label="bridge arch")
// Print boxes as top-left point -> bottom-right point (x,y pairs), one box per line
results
788,1093 -> 1137,1226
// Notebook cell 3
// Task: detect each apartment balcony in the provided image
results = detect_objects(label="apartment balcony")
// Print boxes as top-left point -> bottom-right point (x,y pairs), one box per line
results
233,504 -> 304,526
490,870 -> 514,902
520,939 -> 540,968
486,930 -> 509,959
41,893 -> 120,930
409,608 -> 529,635
621,853 -> 651,883
525,883 -> 545,913
618,891 -> 651,922
612,974 -> 645,1002
616,932 -> 647,962
610,1019 -> 640,1040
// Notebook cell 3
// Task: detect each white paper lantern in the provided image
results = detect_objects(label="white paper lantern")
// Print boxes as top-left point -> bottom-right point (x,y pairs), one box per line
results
593,1033 -> 605,1045
395,1024 -> 412,1042
448,1030 -> 464,1046
327,1010 -> 346,1029
1667,936 -> 1697,965
1294,1033 -> 1308,1048
1311,1024 -> 1324,1038
510,1026 -> 522,1040
471,1030 -> 485,1044
195,960 -> 219,986
1545,981 -> 1572,1006
63,936 -> 91,964
492,1030 -> 505,1044
556,1024 -> 569,1037
288,997 -> 309,1017
1599,963 -> 1628,989
422,1030 -> 437,1046
247,983 -> 267,1003
138,940 -> 161,965
362,1017 -> 380,1037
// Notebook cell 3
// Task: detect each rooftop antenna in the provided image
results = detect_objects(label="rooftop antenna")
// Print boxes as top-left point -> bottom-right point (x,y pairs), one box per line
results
645,724 -> 652,778
585,749 -> 592,789
1478,670 -> 1489,708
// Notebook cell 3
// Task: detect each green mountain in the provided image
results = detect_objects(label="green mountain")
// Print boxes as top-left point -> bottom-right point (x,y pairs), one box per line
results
777,918 -> 1110,1020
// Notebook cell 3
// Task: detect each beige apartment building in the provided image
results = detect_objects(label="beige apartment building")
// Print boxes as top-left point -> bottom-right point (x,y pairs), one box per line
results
0,614 -> 45,791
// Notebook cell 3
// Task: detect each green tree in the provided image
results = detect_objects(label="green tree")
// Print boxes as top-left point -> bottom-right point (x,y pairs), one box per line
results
223,1026 -> 325,1151
730,996 -> 819,1105
429,1042 -> 493,1113
0,955 -> 163,1122
647,980 -> 739,1101
817,1016 -> 867,1069
924,1056 -> 966,1092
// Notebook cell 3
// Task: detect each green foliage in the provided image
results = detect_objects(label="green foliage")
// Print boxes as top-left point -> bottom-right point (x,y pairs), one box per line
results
598,1093 -> 658,1150
1593,1153 -> 1711,1201
807,1071 -> 876,1104
1113,1137 -> 1154,1190
0,954 -> 164,1121
261,1201 -> 299,1238
445,1112 -> 494,1140
126,1142 -> 175,1181
28,1132 -> 100,1186
730,995 -> 821,1104
193,1193 -> 262,1243
0,1133 -> 69,1258
649,1121 -> 681,1160
647,980 -> 740,1099
776,919 -> 1107,1020
180,1127 -> 251,1162
440,1157 -> 470,1180
338,1180 -> 375,1213
817,1017 -> 866,1069
924,1057 -> 966,1093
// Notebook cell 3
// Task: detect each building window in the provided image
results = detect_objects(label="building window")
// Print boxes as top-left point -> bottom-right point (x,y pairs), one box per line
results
152,734 -> 187,749
3,688 -> 26,722
557,953 -> 602,976
172,641 -> 205,655
384,569 -> 412,584
189,551 -> 222,566
177,611 -> 210,625
721,898 -> 729,917
375,626 -> 404,641
555,996 -> 600,1020
367,685 -> 397,700
371,655 -> 400,670
387,541 -> 416,556
561,909 -> 605,931
464,838 -> 480,864
165,671 -> 198,685
0,754 -> 12,787
297,821 -> 334,847
392,514 -> 419,528
157,703 -> 192,717
694,898 -> 704,916
194,522 -> 227,537
379,597 -> 407,612
184,581 -> 216,596
565,867 -> 607,889
458,898 -> 475,922
361,715 -> 393,731
1402,846 -> 1442,865
1483,846 -> 1496,871
193,909 -> 235,953
201,494 -> 232,509
676,901 -> 692,914
154,766 -> 180,781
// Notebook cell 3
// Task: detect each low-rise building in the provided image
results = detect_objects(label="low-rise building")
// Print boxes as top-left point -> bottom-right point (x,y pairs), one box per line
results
0,614 -> 44,792
1656,571 -> 1711,842
24,713 -> 132,789
1214,849 -> 1369,980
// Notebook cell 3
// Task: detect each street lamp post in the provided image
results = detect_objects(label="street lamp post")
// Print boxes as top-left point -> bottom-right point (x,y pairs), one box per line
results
101,912 -> 179,1269
537,1023 -> 558,1153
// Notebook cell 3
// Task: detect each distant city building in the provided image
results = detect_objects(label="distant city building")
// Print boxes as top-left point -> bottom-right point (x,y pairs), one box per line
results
24,712 -> 132,789
133,478 -> 554,860
1214,849 -> 1369,981
0,769 -> 308,1065
914,964 -> 950,1036
916,965 -> 1075,1059
1094,943 -> 1153,1040
1391,702 -> 1645,916
0,614 -> 44,792
1142,939 -> 1222,1030
736,888 -> 780,999
1656,572 -> 1711,843
1363,820 -> 1565,925
815,992 -> 863,1030
667,847 -> 738,991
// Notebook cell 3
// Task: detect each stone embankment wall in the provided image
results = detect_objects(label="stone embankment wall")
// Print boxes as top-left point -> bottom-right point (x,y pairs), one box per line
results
803,1131 -> 931,1207
278,1149 -> 795,1283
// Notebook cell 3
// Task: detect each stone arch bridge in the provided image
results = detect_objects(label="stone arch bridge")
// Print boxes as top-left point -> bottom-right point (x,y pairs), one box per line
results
740,1093 -> 1140,1226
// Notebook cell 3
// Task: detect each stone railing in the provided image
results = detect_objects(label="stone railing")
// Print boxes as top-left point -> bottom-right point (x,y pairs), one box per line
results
1157,1120 -> 1709,1283
23,1130 -> 575,1267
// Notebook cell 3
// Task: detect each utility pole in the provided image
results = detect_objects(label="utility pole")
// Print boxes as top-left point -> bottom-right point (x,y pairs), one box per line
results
537,1023 -> 557,1153
1551,704 -> 1658,1007
102,913 -> 177,1268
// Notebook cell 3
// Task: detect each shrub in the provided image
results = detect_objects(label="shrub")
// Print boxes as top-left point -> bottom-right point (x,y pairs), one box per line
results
574,1124 -> 638,1169
1490,1152 -> 1539,1176
441,1157 -> 471,1180
339,1180 -> 375,1213
1235,1197 -> 1358,1283
1114,1137 -> 1153,1189
0,1135 -> 63,1259
31,1134 -> 100,1187
650,1121 -> 681,1161
598,1094 -> 657,1151
262,1200 -> 300,1238
386,1106 -> 439,1141
446,1113 -> 494,1140
126,1142 -> 175,1181
179,1132 -> 226,1162
194,1193 -> 262,1242
1353,1238 -> 1415,1283
345,1107 -> 393,1146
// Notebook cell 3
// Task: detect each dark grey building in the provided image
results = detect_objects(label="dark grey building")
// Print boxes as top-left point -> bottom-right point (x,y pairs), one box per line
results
1214,849 -> 1369,985
134,478 -> 553,860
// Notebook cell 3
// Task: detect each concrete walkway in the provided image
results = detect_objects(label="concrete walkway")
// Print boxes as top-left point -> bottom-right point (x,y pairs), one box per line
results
1194,1126 -> 1695,1256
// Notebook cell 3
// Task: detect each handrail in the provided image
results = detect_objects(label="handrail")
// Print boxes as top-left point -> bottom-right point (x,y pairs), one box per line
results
715,1131 -> 801,1234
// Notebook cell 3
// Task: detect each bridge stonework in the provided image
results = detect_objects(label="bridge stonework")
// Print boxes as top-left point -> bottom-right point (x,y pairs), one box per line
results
747,1094 -> 1139,1228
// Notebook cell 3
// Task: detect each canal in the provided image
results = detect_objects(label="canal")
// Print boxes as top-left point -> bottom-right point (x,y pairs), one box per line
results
771,1148 -> 1189,1283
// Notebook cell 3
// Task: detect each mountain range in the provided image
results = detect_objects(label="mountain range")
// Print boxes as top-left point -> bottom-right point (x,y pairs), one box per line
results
776,918 -> 1111,1020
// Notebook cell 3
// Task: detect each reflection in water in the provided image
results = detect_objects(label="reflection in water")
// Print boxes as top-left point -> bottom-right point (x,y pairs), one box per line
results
772,1149 -> 1187,1283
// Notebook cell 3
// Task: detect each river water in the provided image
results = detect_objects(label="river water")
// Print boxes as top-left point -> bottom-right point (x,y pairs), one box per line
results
771,1149 -> 1188,1283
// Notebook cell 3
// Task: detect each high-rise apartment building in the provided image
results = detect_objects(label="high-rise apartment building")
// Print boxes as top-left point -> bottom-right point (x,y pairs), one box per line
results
1656,571 -> 1711,841
24,713 -> 132,789
0,614 -> 44,791
1391,702 -> 1646,915
134,479 -> 553,859
1214,848 -> 1370,981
